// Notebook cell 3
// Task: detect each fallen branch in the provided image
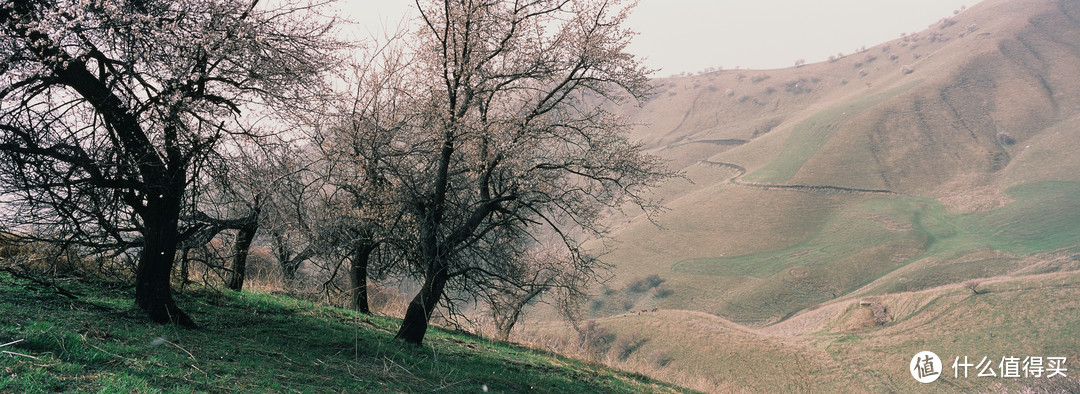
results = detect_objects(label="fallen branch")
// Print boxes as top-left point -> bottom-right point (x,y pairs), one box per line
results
1,339 -> 38,359
162,338 -> 197,362
1,339 -> 24,348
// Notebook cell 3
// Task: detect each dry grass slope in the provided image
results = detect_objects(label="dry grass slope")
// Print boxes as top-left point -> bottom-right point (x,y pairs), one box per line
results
551,0 -> 1080,390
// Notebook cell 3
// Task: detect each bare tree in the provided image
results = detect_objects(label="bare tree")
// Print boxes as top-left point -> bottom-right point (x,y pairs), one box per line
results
478,242 -> 590,341
964,280 -> 981,295
298,26 -> 421,313
0,0 -> 340,325
368,0 -> 674,344
192,138 -> 300,291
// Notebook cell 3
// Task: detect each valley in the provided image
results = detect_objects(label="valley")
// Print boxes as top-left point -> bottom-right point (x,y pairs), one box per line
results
527,0 -> 1080,390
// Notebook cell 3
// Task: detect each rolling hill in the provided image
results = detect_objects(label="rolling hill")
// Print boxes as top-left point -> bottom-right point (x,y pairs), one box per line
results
548,0 -> 1080,390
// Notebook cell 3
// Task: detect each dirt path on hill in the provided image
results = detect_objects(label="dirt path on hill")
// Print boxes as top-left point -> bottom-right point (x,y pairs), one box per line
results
699,159 -> 896,195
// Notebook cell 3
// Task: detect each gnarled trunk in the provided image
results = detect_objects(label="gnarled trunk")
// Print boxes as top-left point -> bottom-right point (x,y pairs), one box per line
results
350,242 -> 377,314
492,286 -> 544,341
134,193 -> 194,327
225,222 -> 258,291
225,205 -> 261,291
394,264 -> 449,344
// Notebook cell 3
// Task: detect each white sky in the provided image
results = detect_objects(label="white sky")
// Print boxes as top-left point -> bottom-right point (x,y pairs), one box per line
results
339,0 -> 980,75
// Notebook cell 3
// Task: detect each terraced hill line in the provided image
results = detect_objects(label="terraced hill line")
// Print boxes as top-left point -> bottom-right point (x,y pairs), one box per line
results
699,159 -> 896,195
670,139 -> 748,148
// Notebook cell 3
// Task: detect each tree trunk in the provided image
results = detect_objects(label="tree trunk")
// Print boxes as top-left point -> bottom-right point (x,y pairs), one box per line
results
350,242 -> 377,314
179,247 -> 190,289
493,302 -> 521,342
395,266 -> 449,344
134,195 -> 194,327
272,230 -> 301,284
225,222 -> 258,291
494,320 -> 513,342
493,286 -> 542,341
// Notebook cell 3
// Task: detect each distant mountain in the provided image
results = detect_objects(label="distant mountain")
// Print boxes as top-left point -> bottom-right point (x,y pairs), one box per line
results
599,0 -> 1080,321
561,0 -> 1080,390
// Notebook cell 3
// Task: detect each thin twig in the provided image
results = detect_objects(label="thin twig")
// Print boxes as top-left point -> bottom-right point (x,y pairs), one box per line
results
2,350 -> 39,359
163,339 -> 197,362
86,342 -> 138,363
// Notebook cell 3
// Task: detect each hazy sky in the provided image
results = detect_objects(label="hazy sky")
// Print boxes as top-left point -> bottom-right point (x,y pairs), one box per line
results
342,0 -> 980,75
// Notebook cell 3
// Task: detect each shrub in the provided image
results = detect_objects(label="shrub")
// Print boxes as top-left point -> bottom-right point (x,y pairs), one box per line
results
997,132 -> 1016,145
929,32 -> 948,43
964,280 -> 982,295
589,299 -> 605,311
901,65 -> 914,74
626,274 -> 664,293
653,284 -> 673,298
577,320 -> 615,359
784,79 -> 812,94
612,333 -> 646,360
647,349 -> 671,367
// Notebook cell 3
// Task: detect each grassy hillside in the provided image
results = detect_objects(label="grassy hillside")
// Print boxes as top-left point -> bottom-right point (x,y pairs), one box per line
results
542,270 -> 1080,392
588,0 -> 1080,326
547,1 -> 1080,389
0,271 -> 689,393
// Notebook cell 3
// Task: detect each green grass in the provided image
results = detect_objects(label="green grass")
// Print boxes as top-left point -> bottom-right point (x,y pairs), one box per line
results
744,80 -> 921,183
0,272 -> 690,393
961,182 -> 1080,254
663,181 -> 1080,324
666,196 -> 929,323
